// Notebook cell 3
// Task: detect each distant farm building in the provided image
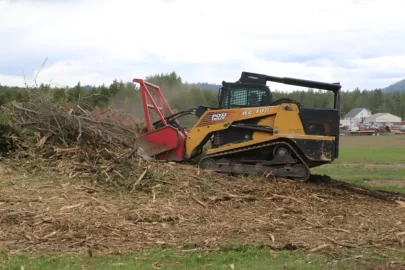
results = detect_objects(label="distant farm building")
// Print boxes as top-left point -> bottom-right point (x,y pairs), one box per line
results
344,108 -> 372,123
365,113 -> 402,123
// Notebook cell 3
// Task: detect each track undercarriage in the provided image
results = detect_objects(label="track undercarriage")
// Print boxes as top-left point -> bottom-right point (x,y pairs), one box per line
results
198,141 -> 311,181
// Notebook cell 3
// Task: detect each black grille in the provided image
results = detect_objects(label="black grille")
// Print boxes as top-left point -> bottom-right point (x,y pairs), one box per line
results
212,118 -> 259,148
219,83 -> 271,109
212,131 -> 226,146
212,129 -> 252,148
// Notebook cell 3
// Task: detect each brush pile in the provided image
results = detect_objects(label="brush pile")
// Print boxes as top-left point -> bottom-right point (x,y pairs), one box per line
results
0,90 -> 147,188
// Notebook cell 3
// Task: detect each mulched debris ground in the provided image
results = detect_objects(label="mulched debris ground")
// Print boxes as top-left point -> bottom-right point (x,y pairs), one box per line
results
1,160 -> 405,257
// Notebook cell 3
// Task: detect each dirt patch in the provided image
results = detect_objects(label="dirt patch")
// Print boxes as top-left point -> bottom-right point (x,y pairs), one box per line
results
367,180 -> 405,187
340,136 -> 405,148
322,163 -> 405,169
361,164 -> 405,169
373,266 -> 405,270
2,161 -> 405,257
0,163 -> 13,181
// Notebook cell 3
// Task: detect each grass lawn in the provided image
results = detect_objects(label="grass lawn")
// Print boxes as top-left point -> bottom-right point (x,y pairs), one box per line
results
312,135 -> 405,192
334,147 -> 405,164
2,247 -> 404,270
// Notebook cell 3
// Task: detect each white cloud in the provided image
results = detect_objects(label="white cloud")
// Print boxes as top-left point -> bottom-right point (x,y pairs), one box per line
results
349,55 -> 405,71
0,0 -> 404,91
0,74 -> 25,87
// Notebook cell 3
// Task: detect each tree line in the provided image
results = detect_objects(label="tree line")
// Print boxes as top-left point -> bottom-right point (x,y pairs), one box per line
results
1,72 -> 404,124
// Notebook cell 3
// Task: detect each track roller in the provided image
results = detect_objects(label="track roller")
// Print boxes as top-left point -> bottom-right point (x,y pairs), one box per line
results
197,141 -> 311,182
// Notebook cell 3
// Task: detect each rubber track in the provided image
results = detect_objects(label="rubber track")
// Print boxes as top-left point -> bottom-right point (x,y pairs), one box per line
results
199,141 -> 310,177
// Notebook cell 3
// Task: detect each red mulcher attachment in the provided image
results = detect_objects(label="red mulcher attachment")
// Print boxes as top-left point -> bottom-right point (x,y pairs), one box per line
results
132,78 -> 190,161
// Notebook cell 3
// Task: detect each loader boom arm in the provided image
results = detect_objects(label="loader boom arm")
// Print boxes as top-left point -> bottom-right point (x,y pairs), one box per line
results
238,71 -> 342,110
185,105 -> 281,158
239,71 -> 341,91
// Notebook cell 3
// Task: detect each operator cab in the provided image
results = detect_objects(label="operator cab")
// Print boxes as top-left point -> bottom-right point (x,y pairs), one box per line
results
195,81 -> 272,118
218,81 -> 272,109
208,81 -> 273,149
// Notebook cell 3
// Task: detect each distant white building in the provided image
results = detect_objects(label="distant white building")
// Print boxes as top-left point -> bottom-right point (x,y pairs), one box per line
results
344,108 -> 372,123
340,119 -> 350,126
365,113 -> 401,123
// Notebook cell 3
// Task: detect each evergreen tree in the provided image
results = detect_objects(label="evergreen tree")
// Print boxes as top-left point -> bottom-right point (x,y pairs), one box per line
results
0,71 -> 404,121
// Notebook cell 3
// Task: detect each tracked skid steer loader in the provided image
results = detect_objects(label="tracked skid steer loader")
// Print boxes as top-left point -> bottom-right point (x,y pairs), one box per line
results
133,71 -> 341,181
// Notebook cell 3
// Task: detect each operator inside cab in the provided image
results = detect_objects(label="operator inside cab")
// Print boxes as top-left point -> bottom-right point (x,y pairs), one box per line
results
248,93 -> 260,107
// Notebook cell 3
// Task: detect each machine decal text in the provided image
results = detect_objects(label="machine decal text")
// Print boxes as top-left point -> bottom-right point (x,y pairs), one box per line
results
211,113 -> 227,121
242,108 -> 270,116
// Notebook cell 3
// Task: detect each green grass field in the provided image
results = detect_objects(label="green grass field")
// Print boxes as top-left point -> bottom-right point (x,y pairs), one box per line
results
2,247 -> 404,270
1,135 -> 405,270
334,147 -> 405,164
312,135 -> 405,193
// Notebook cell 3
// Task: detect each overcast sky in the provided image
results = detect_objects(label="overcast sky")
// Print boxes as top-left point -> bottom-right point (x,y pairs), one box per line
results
0,0 -> 404,91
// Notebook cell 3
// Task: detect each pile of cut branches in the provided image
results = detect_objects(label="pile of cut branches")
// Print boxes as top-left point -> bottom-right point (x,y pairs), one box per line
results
5,90 -> 142,149
0,89 -> 149,188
